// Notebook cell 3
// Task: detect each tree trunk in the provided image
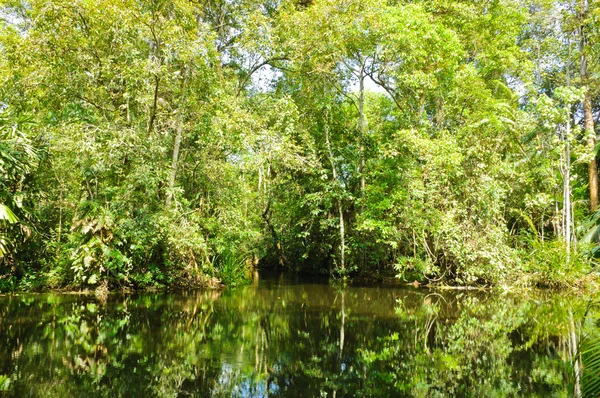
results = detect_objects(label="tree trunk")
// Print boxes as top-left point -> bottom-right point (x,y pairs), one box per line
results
358,67 -> 366,197
325,113 -> 345,273
580,0 -> 598,211
166,120 -> 183,207
166,70 -> 189,207
563,37 -> 574,261
584,89 -> 598,211
564,119 -> 572,256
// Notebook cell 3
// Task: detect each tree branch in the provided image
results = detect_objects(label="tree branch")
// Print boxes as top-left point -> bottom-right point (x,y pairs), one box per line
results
236,56 -> 289,96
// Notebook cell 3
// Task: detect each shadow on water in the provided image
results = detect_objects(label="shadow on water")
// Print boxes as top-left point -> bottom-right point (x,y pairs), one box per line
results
0,272 -> 597,397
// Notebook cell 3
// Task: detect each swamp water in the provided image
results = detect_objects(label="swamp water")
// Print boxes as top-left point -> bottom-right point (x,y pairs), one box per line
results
0,273 -> 595,397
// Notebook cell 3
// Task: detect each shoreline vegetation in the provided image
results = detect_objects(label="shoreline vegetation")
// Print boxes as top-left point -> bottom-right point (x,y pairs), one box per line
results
2,0 -> 600,293
1,268 -> 599,295
0,274 -> 598,300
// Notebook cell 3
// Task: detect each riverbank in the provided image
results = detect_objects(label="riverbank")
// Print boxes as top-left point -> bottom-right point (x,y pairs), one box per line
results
4,267 -> 598,297
339,268 -> 600,294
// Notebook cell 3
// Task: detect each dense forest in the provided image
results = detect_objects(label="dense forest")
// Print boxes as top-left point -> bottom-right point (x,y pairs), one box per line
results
1,0 -> 600,291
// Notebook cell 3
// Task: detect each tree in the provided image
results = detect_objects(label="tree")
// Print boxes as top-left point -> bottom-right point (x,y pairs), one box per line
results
577,0 -> 599,211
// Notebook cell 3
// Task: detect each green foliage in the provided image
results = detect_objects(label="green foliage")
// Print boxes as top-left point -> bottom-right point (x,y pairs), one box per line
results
359,292 -> 589,397
519,239 -> 594,288
579,210 -> 600,258
213,249 -> 251,287
581,335 -> 600,396
0,0 -> 597,290
0,113 -> 38,264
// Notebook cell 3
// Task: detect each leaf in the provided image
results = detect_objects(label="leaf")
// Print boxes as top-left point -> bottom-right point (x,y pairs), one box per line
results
0,204 -> 18,223
88,274 -> 98,285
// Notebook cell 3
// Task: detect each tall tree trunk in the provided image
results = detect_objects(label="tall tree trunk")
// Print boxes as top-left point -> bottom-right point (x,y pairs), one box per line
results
357,65 -> 367,271
584,85 -> 598,211
564,38 -> 574,260
166,70 -> 189,207
564,119 -> 572,256
580,0 -> 599,211
358,67 -> 366,197
325,113 -> 345,273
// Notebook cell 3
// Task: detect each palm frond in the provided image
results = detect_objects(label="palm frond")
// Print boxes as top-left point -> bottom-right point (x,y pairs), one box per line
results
0,204 -> 18,223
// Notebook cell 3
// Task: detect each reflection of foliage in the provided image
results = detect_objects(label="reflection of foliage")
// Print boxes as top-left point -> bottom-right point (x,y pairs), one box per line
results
0,283 -> 596,396
361,294 -> 581,397
580,298 -> 600,397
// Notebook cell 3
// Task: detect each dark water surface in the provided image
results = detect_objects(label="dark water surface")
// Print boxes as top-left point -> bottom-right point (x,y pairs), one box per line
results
0,273 -> 590,397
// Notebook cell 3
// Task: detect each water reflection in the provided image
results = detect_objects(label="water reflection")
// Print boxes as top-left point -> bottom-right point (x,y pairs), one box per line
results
0,273 -> 596,397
